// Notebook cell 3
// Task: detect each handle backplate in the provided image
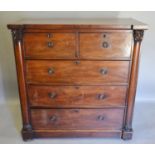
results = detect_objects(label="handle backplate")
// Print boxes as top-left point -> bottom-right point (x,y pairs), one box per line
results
48,92 -> 57,99
47,42 -> 54,48
97,115 -> 105,121
100,68 -> 108,75
48,68 -> 54,75
102,41 -> 109,48
96,94 -> 106,100
49,115 -> 57,122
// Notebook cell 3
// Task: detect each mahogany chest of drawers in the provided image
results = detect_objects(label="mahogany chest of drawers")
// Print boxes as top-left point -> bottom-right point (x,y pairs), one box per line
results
8,19 -> 147,141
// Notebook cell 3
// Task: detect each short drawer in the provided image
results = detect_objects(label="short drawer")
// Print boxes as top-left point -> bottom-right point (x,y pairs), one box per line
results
28,85 -> 127,108
23,33 -> 76,59
31,108 -> 124,130
26,60 -> 130,85
80,31 -> 132,59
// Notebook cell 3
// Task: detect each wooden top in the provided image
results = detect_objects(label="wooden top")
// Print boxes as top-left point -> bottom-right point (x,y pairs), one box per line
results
7,18 -> 148,30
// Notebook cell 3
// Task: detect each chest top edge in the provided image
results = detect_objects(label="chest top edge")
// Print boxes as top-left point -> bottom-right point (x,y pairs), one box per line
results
7,18 -> 148,30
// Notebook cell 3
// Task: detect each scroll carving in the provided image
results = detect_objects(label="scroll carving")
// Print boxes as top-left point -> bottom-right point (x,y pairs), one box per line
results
133,30 -> 144,42
12,29 -> 23,43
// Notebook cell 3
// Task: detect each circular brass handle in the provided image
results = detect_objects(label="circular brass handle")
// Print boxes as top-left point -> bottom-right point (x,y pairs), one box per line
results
48,92 -> 57,99
47,42 -> 54,47
97,115 -> 105,121
97,94 -> 106,100
49,115 -> 57,122
102,41 -> 109,48
100,68 -> 108,75
48,68 -> 54,75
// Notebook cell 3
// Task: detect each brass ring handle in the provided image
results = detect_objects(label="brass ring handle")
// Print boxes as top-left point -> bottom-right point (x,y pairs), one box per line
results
97,115 -> 105,121
97,94 -> 106,100
100,68 -> 108,75
48,68 -> 54,75
102,41 -> 109,48
49,115 -> 57,122
48,92 -> 57,99
47,42 -> 54,48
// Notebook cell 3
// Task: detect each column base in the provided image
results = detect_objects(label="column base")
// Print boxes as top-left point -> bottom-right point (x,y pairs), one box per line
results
21,124 -> 34,141
121,128 -> 133,140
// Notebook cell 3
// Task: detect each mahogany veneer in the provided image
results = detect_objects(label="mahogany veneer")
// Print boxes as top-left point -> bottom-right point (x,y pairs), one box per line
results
7,18 -> 147,141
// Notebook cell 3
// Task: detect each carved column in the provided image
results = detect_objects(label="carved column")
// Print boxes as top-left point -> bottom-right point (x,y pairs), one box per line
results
122,30 -> 144,140
12,28 -> 33,141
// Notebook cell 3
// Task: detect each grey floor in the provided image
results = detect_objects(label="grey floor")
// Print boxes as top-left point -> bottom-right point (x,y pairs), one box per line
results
0,99 -> 155,144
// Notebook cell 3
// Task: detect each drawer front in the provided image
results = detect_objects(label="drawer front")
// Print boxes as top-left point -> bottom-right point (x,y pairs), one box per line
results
31,109 -> 124,130
24,33 -> 76,59
26,60 -> 129,84
80,32 -> 132,59
28,85 -> 127,107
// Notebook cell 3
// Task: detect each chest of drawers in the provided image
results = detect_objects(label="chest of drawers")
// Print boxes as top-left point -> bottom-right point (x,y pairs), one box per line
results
8,18 -> 147,141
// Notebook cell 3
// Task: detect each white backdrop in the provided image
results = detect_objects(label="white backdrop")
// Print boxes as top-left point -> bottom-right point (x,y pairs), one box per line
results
0,11 -> 154,104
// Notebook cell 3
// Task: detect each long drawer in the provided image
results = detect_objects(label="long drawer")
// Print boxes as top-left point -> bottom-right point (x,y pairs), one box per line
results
26,60 -> 130,85
31,108 -> 124,130
28,85 -> 127,108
